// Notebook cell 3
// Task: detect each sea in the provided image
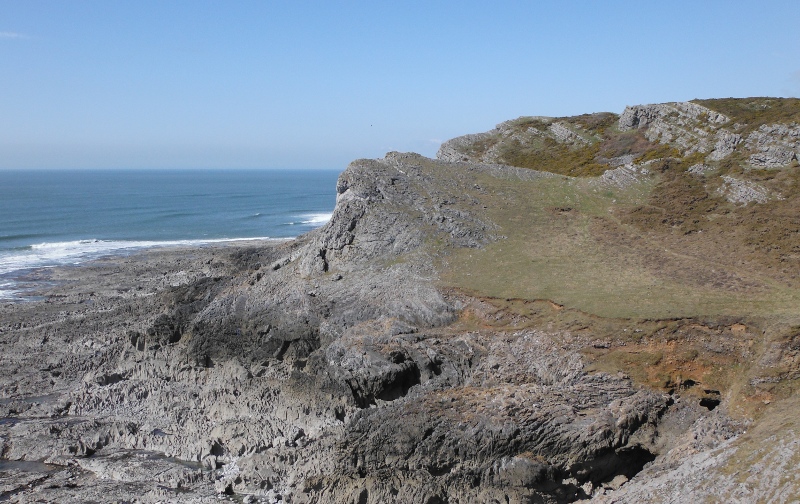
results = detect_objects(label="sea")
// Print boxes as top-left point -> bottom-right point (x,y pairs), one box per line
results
0,168 -> 340,300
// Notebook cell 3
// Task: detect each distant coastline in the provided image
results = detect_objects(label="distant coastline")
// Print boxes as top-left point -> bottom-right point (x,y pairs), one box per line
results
0,168 -> 338,299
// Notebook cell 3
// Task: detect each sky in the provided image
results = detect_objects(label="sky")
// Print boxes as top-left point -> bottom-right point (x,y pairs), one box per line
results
1,1 -> 799,170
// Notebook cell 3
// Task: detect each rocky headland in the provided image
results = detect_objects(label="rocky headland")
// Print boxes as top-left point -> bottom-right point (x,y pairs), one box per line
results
2,97 -> 800,503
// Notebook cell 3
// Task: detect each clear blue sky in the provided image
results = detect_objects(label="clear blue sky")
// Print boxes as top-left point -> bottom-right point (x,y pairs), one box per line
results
2,1 -> 799,169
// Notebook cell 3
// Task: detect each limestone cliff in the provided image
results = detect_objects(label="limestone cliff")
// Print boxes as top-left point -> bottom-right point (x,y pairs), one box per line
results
2,98 -> 800,503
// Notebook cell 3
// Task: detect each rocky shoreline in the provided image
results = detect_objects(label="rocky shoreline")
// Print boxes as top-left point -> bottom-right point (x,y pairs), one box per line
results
2,158 -> 675,503
1,244 -> 270,502
3,99 -> 800,503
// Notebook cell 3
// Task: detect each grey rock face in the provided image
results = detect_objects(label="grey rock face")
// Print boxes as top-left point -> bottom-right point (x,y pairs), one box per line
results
707,130 -> 743,161
717,175 -> 773,204
745,123 -> 800,168
437,132 -> 496,163
0,153 -> 685,503
618,102 -> 729,131
300,329 -> 669,503
549,121 -> 591,145
618,103 -> 800,169
618,102 -> 730,156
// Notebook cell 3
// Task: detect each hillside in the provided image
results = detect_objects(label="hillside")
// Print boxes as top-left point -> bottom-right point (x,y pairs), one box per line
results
436,97 -> 800,500
1,98 -> 799,503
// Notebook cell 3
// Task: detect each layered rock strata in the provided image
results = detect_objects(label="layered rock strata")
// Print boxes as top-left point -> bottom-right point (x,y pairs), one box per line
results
0,154 -> 682,504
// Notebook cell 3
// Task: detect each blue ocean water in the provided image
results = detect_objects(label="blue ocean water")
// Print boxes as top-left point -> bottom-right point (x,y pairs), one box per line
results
0,168 -> 340,299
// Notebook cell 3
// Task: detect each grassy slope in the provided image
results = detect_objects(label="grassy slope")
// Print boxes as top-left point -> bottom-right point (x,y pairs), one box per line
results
692,97 -> 800,133
441,98 -> 800,319
441,171 -> 800,320
435,98 -> 800,415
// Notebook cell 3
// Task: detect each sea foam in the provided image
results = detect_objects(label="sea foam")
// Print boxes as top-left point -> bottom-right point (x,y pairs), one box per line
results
0,169 -> 339,299
289,212 -> 333,226
0,237 -> 275,277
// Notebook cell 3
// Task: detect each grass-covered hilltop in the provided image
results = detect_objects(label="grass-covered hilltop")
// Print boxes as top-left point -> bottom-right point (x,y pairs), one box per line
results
2,97 -> 800,503
437,97 -> 800,404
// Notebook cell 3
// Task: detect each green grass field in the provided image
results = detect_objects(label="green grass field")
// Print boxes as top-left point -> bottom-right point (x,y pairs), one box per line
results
440,172 -> 800,320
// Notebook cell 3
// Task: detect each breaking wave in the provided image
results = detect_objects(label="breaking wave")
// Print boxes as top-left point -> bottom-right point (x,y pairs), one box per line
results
286,212 -> 333,226
0,237 -> 275,279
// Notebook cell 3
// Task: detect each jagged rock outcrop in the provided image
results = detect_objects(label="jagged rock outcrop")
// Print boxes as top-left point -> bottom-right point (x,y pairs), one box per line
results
437,131 -> 497,163
744,123 -> 800,167
0,154 -> 677,503
618,102 -> 736,159
308,331 -> 668,503
619,101 -> 800,169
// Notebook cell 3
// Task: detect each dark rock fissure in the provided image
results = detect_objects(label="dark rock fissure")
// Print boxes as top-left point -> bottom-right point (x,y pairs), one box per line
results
569,446 -> 656,489
699,397 -> 721,411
